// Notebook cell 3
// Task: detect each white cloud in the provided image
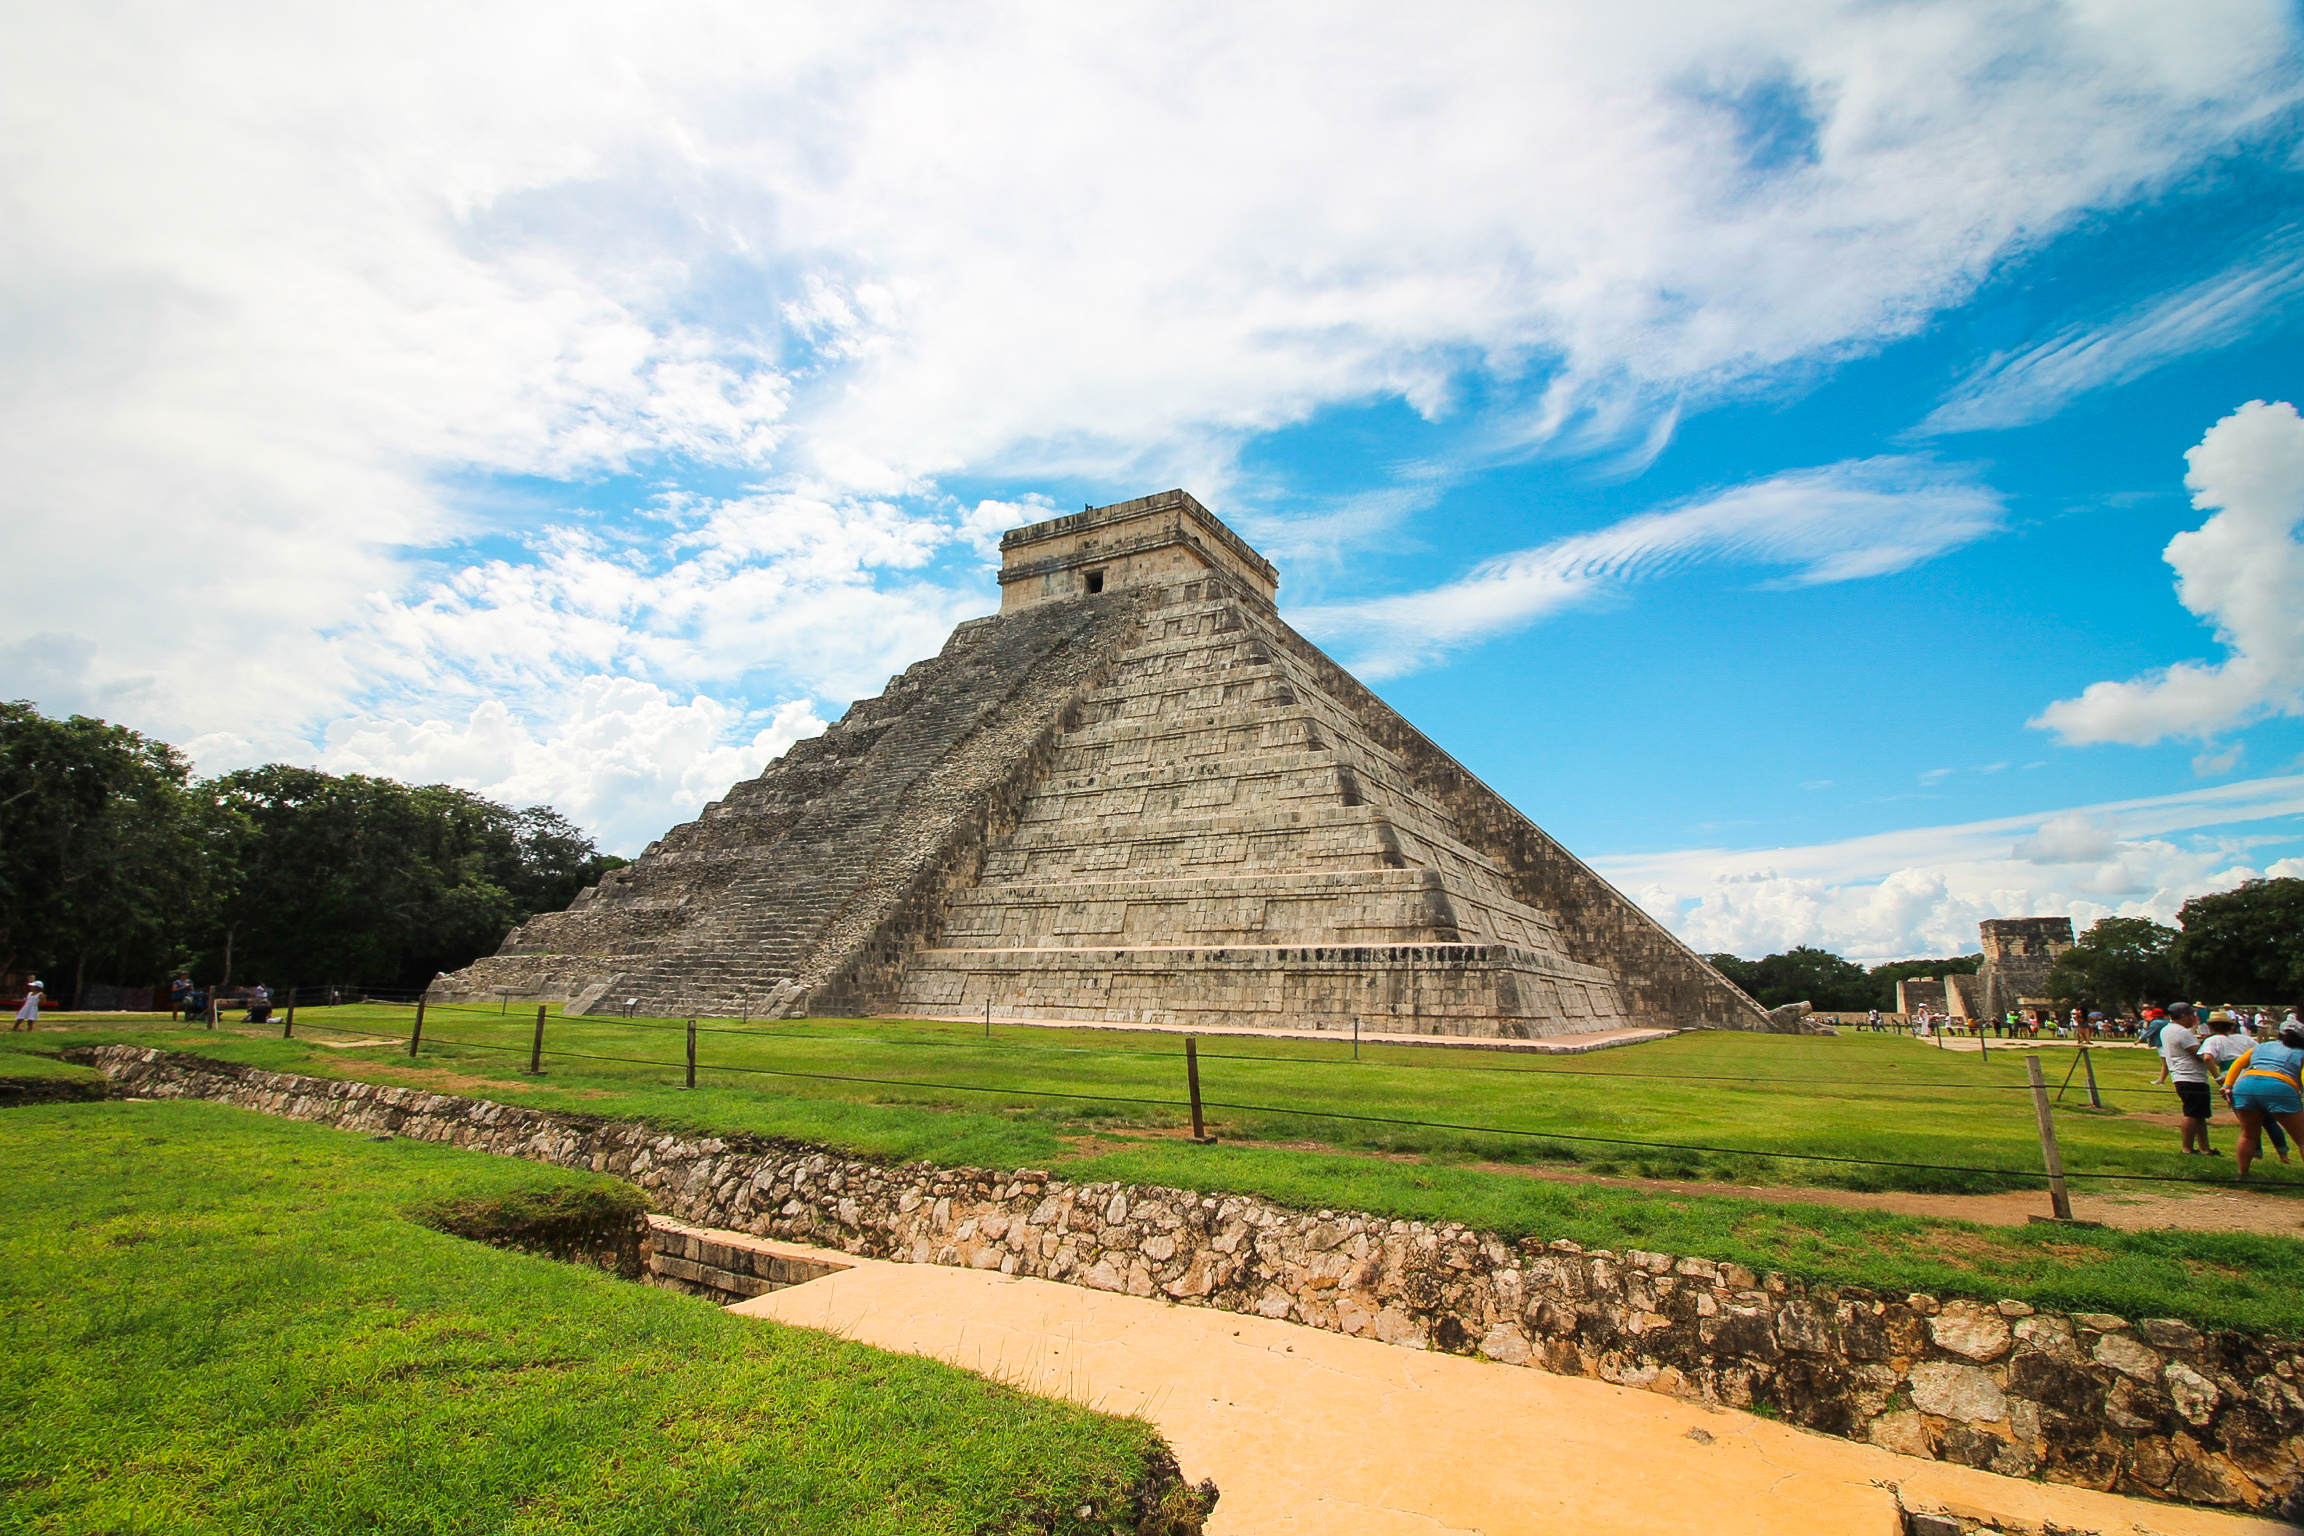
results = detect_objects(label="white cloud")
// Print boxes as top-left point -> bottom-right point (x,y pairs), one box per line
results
1921,238 -> 2304,434
1597,773 -> 2304,960
2033,399 -> 2304,746
318,683 -> 829,855
1,1 -> 2297,834
1292,457 -> 2004,676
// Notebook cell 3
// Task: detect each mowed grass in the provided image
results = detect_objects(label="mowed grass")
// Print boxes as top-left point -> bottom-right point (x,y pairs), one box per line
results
37,1003 -> 2282,1190
18,1010 -> 2304,1334
0,1099 -> 1178,1536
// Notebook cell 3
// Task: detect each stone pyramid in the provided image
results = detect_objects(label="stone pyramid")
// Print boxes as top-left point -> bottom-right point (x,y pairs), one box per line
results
435,491 -> 1768,1038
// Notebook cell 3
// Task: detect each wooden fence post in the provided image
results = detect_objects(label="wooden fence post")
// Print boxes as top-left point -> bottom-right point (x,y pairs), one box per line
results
2025,1054 -> 2075,1221
2081,1044 -> 2103,1109
1185,1037 -> 1214,1144
685,1018 -> 697,1090
407,998 -> 426,1059
283,992 -> 295,1039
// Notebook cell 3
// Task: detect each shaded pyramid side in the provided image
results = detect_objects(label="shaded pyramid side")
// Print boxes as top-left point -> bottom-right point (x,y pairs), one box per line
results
431,593 -> 1158,1017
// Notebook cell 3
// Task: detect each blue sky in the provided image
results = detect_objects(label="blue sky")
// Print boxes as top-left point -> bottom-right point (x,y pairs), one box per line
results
5,2 -> 2303,960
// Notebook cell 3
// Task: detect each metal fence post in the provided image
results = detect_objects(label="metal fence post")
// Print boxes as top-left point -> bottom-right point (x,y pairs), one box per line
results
685,1018 -> 697,1090
407,998 -> 426,1059
1185,1036 -> 1214,1143
2025,1054 -> 2075,1221
530,1005 -> 547,1075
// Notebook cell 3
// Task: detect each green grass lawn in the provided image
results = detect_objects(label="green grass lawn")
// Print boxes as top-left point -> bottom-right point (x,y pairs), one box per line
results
16,1010 -> 2304,1335
0,1099 -> 1187,1536
29,1003 -> 2271,1191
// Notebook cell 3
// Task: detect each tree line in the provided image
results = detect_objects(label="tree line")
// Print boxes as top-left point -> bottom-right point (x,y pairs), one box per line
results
1707,884 -> 2304,1015
0,702 -> 626,1002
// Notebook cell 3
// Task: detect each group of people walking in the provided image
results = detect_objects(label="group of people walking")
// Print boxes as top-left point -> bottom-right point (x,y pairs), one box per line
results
2152,1003 -> 2304,1177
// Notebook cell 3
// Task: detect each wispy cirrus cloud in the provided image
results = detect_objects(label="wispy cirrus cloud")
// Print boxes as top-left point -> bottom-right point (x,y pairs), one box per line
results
1921,232 -> 2304,435
3,1 -> 2297,840
1291,457 -> 2004,677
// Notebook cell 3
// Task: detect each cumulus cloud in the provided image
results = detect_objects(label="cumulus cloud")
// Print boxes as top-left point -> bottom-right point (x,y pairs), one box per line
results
1921,237 -> 2304,434
1597,773 -> 2304,961
2033,399 -> 2304,747
1293,457 -> 2004,676
319,684 -> 829,855
2,1 -> 2298,836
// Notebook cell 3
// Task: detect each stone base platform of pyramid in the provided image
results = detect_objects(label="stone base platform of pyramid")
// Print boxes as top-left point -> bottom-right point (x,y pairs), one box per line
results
433,491 -> 1771,1039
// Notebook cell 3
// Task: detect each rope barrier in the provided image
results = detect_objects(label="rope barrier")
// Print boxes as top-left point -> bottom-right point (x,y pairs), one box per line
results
261,1013 -> 2285,1190
349,1002 -> 2065,1092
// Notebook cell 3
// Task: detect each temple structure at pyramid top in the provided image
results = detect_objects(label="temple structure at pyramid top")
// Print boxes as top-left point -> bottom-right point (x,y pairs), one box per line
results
434,490 -> 1771,1038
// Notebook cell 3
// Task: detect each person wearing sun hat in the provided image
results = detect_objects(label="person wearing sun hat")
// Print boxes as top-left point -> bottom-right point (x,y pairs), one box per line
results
11,979 -> 44,1032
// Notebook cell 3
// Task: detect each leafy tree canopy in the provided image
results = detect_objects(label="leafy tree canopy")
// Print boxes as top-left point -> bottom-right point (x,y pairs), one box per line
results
0,701 -> 228,990
2045,916 -> 2180,1013
2172,879 -> 2304,1005
1,703 -> 627,996
1705,946 -> 1876,1012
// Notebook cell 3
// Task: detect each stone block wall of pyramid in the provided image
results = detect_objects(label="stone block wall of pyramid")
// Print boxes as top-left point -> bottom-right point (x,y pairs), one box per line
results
433,491 -> 1771,1037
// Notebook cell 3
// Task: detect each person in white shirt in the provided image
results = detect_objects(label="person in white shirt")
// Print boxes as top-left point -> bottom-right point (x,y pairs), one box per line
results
2155,1004 -> 2218,1155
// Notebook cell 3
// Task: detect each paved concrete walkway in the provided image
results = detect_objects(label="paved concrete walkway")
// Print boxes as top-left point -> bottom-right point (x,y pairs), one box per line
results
730,1244 -> 2297,1536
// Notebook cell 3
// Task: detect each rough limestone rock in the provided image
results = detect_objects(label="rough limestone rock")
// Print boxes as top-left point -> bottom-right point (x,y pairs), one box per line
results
434,491 -> 1768,1038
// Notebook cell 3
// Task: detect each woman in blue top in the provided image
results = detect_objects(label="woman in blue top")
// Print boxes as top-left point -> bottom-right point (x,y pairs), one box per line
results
2222,1023 -> 2304,1177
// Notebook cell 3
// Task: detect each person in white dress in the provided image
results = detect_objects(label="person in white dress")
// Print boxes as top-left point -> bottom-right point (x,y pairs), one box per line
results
12,979 -> 45,1031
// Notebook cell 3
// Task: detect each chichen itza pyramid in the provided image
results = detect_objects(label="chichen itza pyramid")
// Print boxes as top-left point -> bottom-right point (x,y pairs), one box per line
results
434,491 -> 1769,1039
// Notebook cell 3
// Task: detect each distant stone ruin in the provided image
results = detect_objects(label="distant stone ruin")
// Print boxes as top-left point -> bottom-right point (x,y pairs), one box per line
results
433,491 -> 1768,1040
1976,917 -> 2075,1018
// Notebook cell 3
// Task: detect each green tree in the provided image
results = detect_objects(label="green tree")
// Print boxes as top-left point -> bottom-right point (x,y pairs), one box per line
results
0,701 -> 226,1001
1705,946 -> 1875,1011
2045,917 -> 2180,1013
204,766 -> 624,990
2172,879 -> 2304,1004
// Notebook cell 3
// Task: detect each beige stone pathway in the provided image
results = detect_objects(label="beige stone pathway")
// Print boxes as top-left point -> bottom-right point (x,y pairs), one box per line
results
731,1243 -> 2299,1536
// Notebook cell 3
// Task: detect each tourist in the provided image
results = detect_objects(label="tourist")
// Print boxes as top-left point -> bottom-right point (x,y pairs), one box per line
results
2221,1022 -> 2304,1178
2202,1010 -> 2250,1089
2140,1005 -> 2169,1049
11,979 -> 43,1032
1866,1008 -> 1881,1033
2155,1005 -> 2218,1155
244,982 -> 271,1024
168,972 -> 191,1020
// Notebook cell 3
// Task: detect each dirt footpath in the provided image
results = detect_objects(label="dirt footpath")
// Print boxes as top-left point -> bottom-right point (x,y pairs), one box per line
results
731,1240 -> 2297,1536
1486,1162 -> 2304,1235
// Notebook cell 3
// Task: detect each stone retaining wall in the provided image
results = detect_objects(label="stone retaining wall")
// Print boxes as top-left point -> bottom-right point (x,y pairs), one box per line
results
644,1215 -> 850,1302
78,1046 -> 2304,1520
